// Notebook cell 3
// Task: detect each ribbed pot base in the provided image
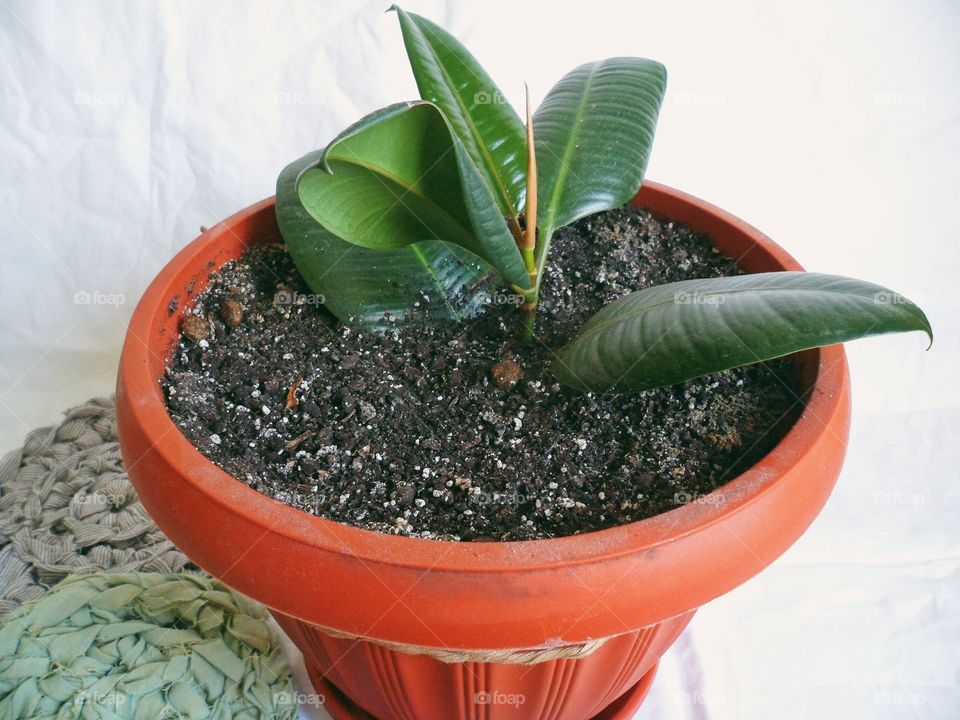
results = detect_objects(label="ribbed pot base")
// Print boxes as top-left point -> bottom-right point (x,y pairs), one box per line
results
308,662 -> 658,720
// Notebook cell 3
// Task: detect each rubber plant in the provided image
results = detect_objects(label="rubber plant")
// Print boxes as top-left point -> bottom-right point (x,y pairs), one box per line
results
277,7 -> 931,394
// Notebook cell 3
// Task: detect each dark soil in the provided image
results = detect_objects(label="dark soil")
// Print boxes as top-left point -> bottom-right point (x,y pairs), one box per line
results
163,207 -> 799,541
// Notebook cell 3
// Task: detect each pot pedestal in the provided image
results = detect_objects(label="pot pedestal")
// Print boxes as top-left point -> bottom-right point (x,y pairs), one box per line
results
308,663 -> 658,720
276,611 -> 691,720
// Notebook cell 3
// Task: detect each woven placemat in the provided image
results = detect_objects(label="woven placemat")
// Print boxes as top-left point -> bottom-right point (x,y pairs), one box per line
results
0,572 -> 296,719
0,397 -> 198,619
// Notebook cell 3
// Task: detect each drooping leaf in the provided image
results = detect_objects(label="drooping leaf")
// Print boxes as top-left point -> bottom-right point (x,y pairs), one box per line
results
392,6 -> 527,220
276,148 -> 493,328
297,101 -> 531,292
534,58 -> 667,276
552,272 -> 932,393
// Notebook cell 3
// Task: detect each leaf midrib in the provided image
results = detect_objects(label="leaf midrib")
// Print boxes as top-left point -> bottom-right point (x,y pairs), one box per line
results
410,243 -> 464,322
319,155 -> 475,247
571,284 -> 893,343
412,22 -> 519,218
540,61 -> 601,242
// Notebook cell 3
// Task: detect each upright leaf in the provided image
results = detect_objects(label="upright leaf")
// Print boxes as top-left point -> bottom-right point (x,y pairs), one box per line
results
277,149 -> 493,328
298,101 -> 531,292
392,6 -> 527,220
534,58 -> 667,276
553,272 -> 932,393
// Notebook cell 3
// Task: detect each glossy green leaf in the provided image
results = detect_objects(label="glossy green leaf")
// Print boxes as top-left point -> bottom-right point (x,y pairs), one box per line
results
277,148 -> 493,328
553,272 -> 932,393
298,101 -> 530,292
534,58 -> 667,277
392,6 -> 527,219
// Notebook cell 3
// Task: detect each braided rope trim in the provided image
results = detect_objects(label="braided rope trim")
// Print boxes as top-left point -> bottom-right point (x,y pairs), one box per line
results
0,573 -> 297,719
0,398 -> 198,620
320,624 -> 610,664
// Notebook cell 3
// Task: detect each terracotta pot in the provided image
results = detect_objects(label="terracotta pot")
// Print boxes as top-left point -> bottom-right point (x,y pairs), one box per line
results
116,182 -> 851,720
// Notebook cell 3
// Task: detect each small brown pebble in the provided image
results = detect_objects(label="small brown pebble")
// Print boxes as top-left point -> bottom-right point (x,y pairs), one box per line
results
491,358 -> 522,391
181,315 -> 210,341
220,298 -> 243,326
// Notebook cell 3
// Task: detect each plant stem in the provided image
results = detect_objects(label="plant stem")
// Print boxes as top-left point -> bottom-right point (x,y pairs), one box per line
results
520,300 -> 537,340
519,83 -> 539,340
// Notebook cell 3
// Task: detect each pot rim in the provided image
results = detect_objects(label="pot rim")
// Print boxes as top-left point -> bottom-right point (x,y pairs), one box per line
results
118,181 -> 847,575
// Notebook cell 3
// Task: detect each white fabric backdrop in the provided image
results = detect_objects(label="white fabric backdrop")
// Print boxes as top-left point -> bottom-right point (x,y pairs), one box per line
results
1,1 -> 957,717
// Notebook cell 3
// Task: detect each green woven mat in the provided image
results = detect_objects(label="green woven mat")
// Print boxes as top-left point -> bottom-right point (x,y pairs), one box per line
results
0,398 -> 198,619
0,573 -> 296,719
0,399 -> 298,718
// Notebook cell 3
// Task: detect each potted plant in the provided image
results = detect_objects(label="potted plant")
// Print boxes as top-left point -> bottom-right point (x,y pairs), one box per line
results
117,8 -> 931,719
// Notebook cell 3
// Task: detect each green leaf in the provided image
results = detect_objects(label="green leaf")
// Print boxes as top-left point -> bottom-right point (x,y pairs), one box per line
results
392,6 -> 527,220
552,272 -> 932,394
300,101 -> 531,292
534,58 -> 667,276
277,148 -> 493,328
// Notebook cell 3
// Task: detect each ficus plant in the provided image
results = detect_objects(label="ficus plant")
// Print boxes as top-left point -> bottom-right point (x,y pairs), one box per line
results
277,7 -> 931,394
